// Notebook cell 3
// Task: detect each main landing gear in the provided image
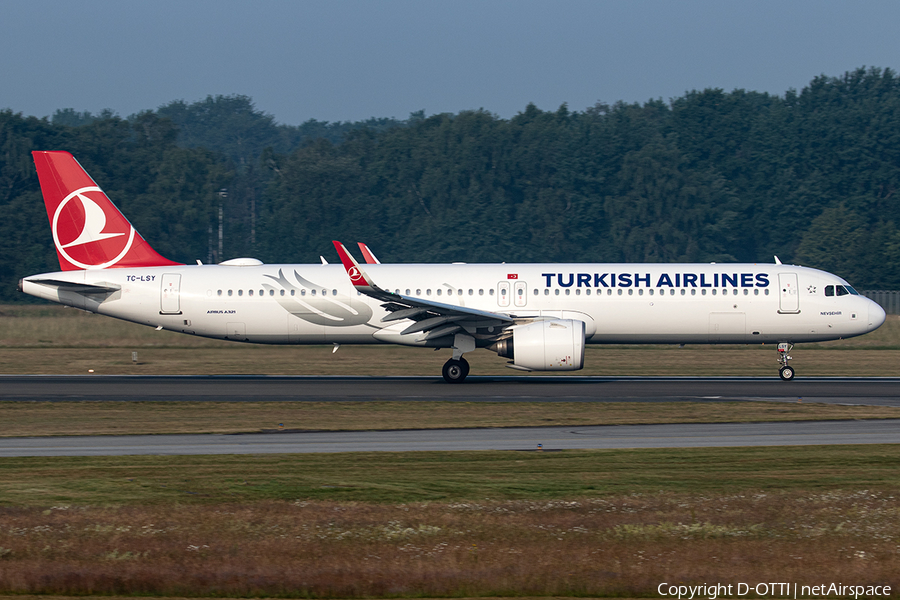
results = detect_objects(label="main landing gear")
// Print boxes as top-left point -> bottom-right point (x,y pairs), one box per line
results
442,357 -> 470,383
442,333 -> 475,383
777,342 -> 795,381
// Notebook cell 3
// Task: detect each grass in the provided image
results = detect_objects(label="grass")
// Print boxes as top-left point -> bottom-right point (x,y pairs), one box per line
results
1,304 -> 899,376
1,446 -> 899,506
0,448 -> 898,596
1,400 -> 900,437
0,491 -> 897,597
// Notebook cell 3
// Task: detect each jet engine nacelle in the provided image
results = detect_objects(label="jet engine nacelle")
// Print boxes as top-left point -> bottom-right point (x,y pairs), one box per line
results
492,319 -> 585,371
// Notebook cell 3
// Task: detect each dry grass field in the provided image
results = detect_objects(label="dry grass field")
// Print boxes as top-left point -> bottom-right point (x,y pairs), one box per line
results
1,492 -> 898,597
0,447 -> 899,597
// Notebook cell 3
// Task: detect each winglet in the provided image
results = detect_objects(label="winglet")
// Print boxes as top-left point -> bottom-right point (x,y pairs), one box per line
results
332,240 -> 379,292
357,242 -> 382,264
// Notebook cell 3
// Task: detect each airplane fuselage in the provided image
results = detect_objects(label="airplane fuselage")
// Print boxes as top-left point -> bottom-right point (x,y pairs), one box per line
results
22,262 -> 884,347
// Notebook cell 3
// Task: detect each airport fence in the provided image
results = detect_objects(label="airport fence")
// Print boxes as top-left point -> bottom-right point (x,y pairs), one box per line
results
860,290 -> 900,314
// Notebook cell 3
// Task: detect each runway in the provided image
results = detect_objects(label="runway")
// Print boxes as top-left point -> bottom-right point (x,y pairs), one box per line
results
2,374 -> 900,405
1,419 -> 899,456
2,375 -> 898,456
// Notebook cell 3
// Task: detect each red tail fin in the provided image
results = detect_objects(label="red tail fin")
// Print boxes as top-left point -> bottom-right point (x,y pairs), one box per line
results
33,151 -> 181,270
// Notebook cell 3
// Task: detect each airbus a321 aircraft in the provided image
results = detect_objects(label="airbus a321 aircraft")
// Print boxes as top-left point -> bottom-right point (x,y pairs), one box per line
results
20,151 -> 887,382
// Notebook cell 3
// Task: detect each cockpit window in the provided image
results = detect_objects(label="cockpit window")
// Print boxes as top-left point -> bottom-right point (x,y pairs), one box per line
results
836,285 -> 849,296
825,285 -> 834,297
845,285 -> 859,295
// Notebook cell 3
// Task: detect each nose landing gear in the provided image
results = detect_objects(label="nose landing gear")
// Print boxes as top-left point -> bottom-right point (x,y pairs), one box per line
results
777,342 -> 795,381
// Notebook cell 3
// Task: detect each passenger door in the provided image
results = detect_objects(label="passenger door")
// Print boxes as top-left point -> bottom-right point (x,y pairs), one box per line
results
160,273 -> 182,314
778,273 -> 800,313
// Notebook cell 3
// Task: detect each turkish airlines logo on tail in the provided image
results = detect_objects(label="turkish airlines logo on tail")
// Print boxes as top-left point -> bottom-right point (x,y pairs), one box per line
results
52,187 -> 135,269
347,266 -> 364,284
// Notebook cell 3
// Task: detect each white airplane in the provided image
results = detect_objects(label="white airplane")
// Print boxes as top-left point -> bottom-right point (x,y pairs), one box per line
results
20,151 -> 886,382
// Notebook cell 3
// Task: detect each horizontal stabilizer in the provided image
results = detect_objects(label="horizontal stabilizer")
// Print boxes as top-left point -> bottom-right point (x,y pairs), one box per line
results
28,279 -> 121,294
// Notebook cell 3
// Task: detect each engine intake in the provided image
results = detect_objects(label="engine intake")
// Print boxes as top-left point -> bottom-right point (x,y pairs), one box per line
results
491,319 -> 585,371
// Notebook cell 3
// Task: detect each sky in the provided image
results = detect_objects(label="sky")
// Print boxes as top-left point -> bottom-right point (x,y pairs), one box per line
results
2,0 -> 900,125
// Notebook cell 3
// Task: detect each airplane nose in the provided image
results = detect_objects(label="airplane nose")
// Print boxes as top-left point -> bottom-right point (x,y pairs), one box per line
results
868,300 -> 886,331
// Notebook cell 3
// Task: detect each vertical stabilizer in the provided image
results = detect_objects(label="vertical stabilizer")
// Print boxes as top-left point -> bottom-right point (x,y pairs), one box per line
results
33,151 -> 181,270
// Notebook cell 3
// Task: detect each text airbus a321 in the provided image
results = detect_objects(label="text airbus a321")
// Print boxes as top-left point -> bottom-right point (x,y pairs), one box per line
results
19,151 -> 887,382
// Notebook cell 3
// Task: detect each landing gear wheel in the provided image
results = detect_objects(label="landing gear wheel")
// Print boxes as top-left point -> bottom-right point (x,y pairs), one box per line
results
442,358 -> 469,383
779,365 -> 795,381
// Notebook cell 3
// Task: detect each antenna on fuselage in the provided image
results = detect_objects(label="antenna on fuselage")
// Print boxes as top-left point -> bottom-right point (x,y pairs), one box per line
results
774,256 -> 783,265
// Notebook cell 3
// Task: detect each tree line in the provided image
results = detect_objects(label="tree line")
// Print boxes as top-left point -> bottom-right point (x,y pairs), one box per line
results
2,67 -> 900,303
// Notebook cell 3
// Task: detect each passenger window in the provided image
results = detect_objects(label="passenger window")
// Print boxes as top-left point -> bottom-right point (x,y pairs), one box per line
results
280,290 -> 285,296
238,289 -> 243,297
586,289 -> 591,296
711,289 -> 716,296
649,289 -> 654,296
217,290 -> 223,296
544,289 -> 549,296
447,289 -> 453,296
691,289 -> 696,296
417,289 -> 422,295
754,289 -> 759,295
702,289 -> 707,295
291,290 -> 295,296
333,289 -> 338,296
469,289 -> 474,296
478,289 -> 483,295
437,289 -> 442,296
489,289 -> 494,296
628,289 -> 633,296
608,289 -> 613,295
311,289 -> 316,296
248,289 -> 254,297
825,285 -> 835,297
575,289 -> 580,295
259,290 -> 264,296
617,289 -> 623,296
681,289 -> 685,296
565,289 -> 570,296
228,290 -> 233,297
765,289 -> 770,295
638,289 -> 643,296
555,289 -> 560,296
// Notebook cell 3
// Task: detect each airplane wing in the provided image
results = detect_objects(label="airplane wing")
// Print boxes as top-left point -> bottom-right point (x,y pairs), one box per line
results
332,241 -> 514,341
